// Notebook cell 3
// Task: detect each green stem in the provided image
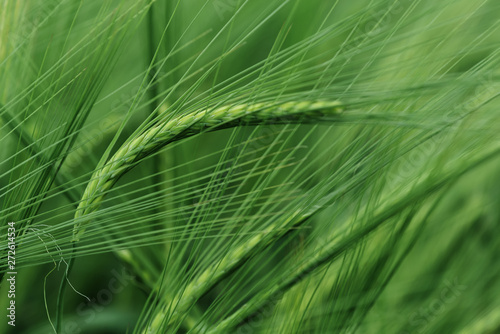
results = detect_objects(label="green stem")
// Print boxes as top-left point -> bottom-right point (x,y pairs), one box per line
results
55,243 -> 76,333
146,3 -> 164,231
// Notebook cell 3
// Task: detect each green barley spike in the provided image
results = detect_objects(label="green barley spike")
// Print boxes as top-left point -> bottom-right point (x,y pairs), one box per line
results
72,100 -> 344,241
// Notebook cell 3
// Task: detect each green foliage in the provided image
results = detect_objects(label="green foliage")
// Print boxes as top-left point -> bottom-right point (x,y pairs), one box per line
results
1,0 -> 500,333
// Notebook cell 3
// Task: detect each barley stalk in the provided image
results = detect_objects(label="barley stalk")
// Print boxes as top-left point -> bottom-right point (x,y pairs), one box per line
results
72,100 -> 344,241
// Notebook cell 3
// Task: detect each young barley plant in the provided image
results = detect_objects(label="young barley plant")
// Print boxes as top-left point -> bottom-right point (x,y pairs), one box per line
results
1,0 -> 500,333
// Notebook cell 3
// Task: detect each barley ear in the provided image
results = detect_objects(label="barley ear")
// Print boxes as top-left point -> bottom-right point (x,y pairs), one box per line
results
72,100 -> 344,241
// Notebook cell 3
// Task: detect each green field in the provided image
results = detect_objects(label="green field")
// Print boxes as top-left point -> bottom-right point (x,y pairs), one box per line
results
1,0 -> 500,333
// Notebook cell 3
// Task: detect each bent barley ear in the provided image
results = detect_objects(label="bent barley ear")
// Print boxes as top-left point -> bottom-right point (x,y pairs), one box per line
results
71,100 -> 344,241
